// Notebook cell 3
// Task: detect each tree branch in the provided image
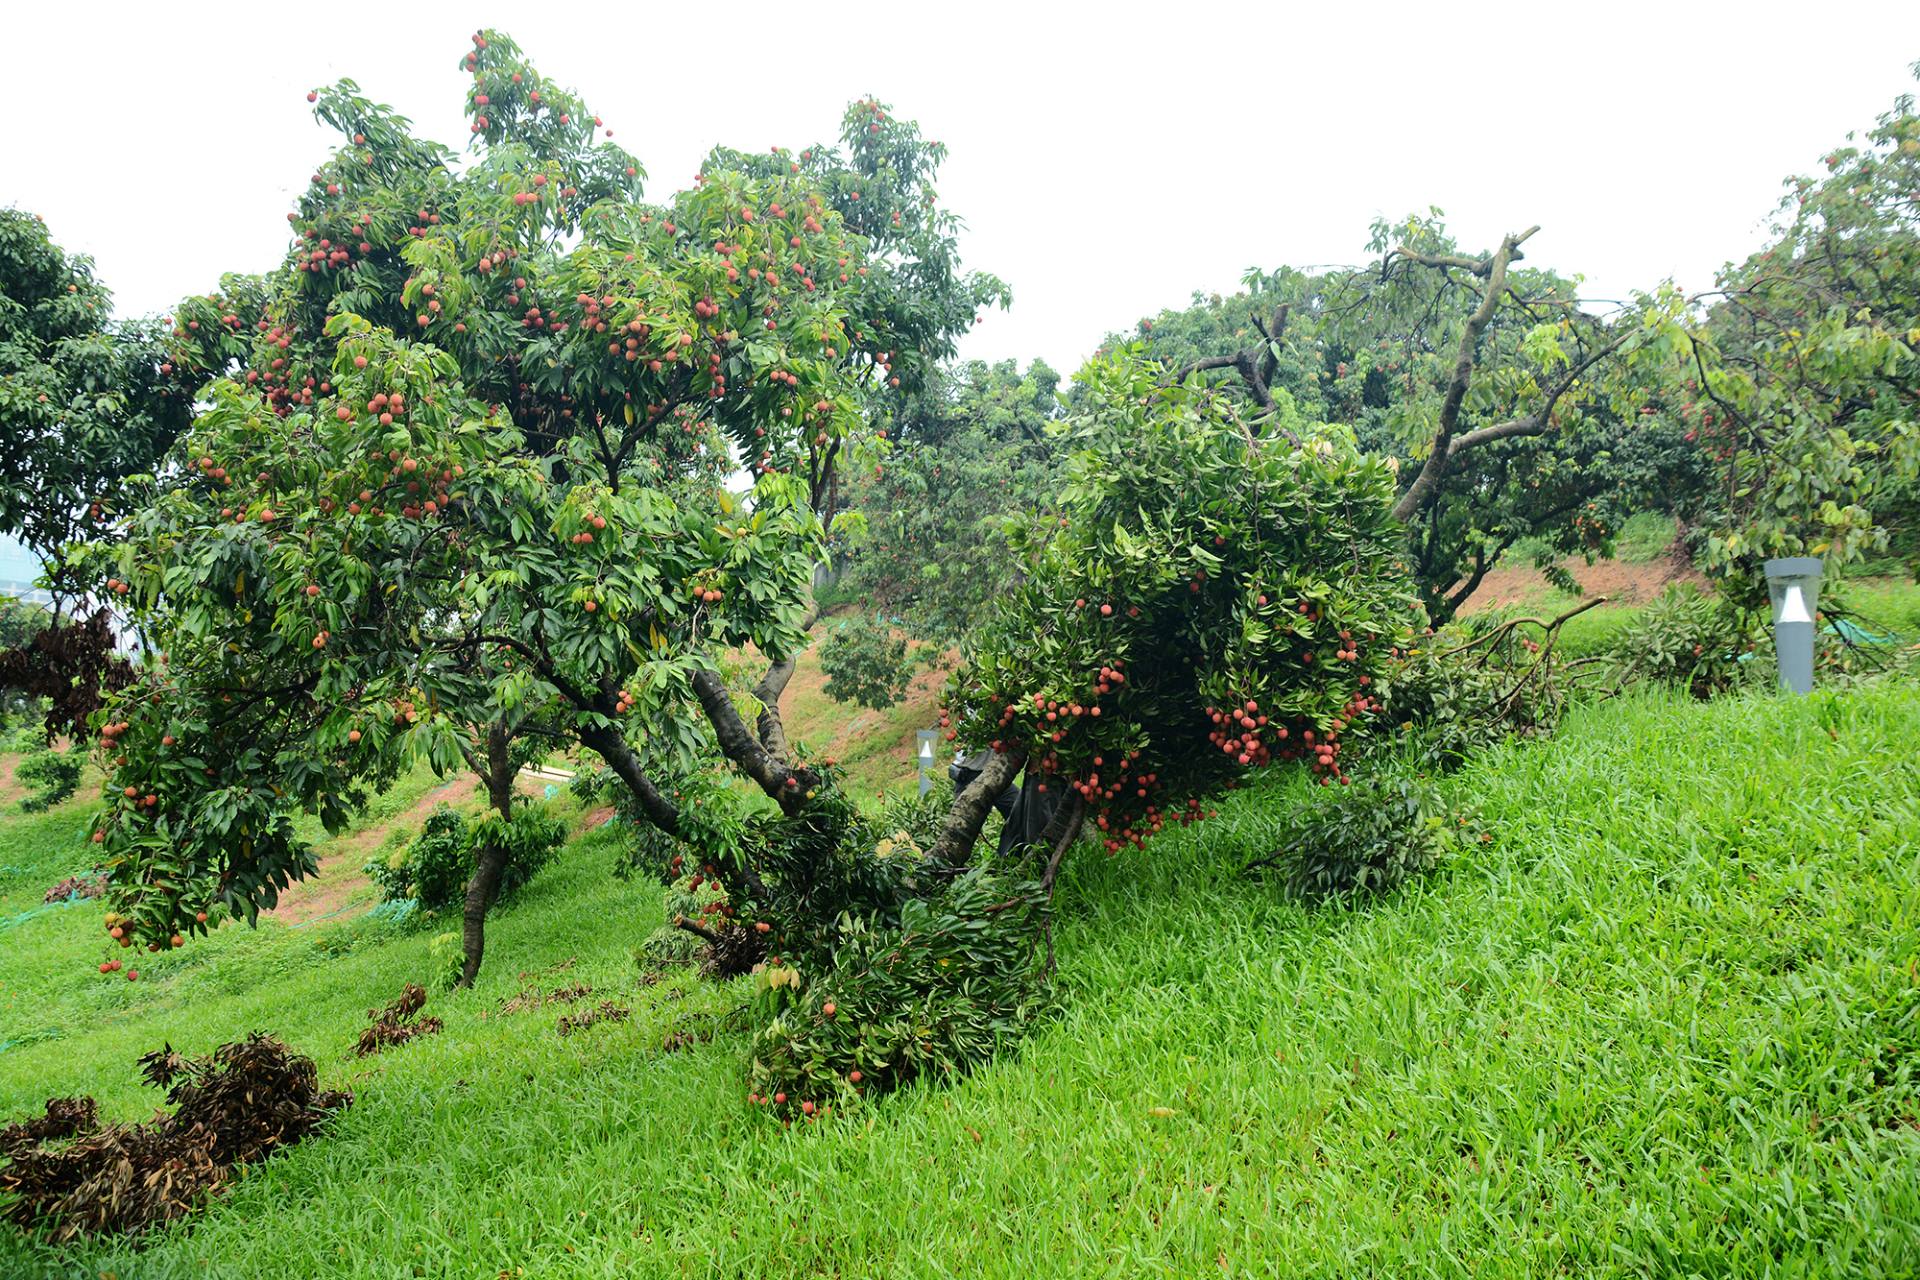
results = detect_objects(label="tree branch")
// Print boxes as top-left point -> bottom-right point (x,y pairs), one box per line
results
925,748 -> 1025,867
576,723 -> 681,833
751,608 -> 819,761
688,668 -> 816,814
1390,227 -> 1537,524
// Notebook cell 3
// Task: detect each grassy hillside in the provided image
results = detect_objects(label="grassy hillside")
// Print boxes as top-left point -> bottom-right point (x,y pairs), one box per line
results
753,619 -> 956,802
3,681 -> 1918,1277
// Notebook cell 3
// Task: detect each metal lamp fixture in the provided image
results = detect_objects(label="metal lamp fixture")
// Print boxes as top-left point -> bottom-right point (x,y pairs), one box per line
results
915,729 -> 938,797
1763,557 -> 1823,695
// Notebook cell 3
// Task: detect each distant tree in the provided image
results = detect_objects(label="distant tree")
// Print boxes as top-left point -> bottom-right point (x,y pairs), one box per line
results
0,210 -> 193,603
834,358 -> 1063,639
0,211 -> 198,742
1123,218 -> 1681,624
1676,65 -> 1920,591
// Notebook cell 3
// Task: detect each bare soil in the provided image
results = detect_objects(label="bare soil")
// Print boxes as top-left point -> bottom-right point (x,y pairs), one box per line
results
267,779 -> 467,925
1461,553 -> 1705,613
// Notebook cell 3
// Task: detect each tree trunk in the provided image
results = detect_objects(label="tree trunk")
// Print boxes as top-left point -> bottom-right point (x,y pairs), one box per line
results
577,724 -> 681,833
926,749 -> 1026,867
458,722 -> 516,988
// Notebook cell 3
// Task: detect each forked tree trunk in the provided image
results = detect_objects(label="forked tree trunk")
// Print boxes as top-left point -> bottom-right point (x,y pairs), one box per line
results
458,722 -> 516,988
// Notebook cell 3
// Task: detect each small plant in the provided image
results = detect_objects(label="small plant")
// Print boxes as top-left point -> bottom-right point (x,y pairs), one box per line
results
16,745 -> 83,813
1249,772 -> 1458,900
426,932 -> 464,992
1611,584 -> 1762,699
819,615 -> 919,710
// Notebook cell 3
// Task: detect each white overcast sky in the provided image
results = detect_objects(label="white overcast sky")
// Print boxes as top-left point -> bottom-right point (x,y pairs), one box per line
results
5,0 -> 1920,382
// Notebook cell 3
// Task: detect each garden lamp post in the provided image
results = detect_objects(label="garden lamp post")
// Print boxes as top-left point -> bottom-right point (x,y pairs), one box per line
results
1764,557 -> 1822,695
916,729 -> 938,797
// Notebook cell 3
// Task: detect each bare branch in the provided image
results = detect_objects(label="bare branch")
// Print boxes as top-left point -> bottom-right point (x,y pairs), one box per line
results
1390,228 -> 1534,524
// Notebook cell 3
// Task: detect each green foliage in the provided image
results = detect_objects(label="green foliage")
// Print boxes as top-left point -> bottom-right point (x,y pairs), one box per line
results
1611,585 -> 1763,699
1681,66 -> 1920,580
75,28 -> 1002,952
1258,771 -> 1457,900
0,596 -> 49,650
742,864 -> 1048,1118
0,210 -> 191,591
818,615 -> 916,710
1115,217 -> 1687,624
366,801 -> 562,912
587,759 -> 749,883
948,349 -> 1418,857
424,931 -> 464,993
835,358 -> 1064,638
475,803 -> 566,898
15,745 -> 82,813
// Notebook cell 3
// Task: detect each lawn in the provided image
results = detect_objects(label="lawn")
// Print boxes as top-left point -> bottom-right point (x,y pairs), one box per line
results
2,681 -> 1918,1277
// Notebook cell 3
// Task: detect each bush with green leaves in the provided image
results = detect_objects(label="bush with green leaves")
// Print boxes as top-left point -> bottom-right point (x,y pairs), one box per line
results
1375,607 -> 1606,769
639,873 -> 736,966
742,864 -> 1050,1120
1250,771 -> 1458,900
818,615 -> 918,710
1611,585 -> 1763,699
365,802 -> 563,912
16,746 -> 83,813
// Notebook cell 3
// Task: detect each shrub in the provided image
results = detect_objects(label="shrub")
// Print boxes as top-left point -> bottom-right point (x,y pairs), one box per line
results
1611,584 -> 1762,698
1252,772 -> 1458,900
368,807 -> 471,909
1377,608 -> 1607,769
365,801 -> 564,912
16,746 -> 82,812
819,615 -> 918,710
474,804 -> 566,899
742,865 -> 1050,1119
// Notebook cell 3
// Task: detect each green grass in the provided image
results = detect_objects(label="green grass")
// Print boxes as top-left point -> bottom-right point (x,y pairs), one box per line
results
3,683 -> 1920,1276
1509,511 -> 1678,571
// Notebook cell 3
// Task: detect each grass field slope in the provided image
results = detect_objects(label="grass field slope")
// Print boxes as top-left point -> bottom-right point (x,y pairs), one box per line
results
2,682 -> 1917,1277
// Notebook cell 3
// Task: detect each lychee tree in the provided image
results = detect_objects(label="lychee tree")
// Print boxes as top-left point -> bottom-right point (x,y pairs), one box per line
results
79,30 -> 1005,979
1677,67 -> 1920,587
928,350 -> 1419,869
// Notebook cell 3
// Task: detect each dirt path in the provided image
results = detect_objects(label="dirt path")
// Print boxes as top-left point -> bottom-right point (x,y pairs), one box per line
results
1461,553 -> 1704,613
267,769 -> 594,926
0,753 -> 21,810
268,779 -> 469,925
